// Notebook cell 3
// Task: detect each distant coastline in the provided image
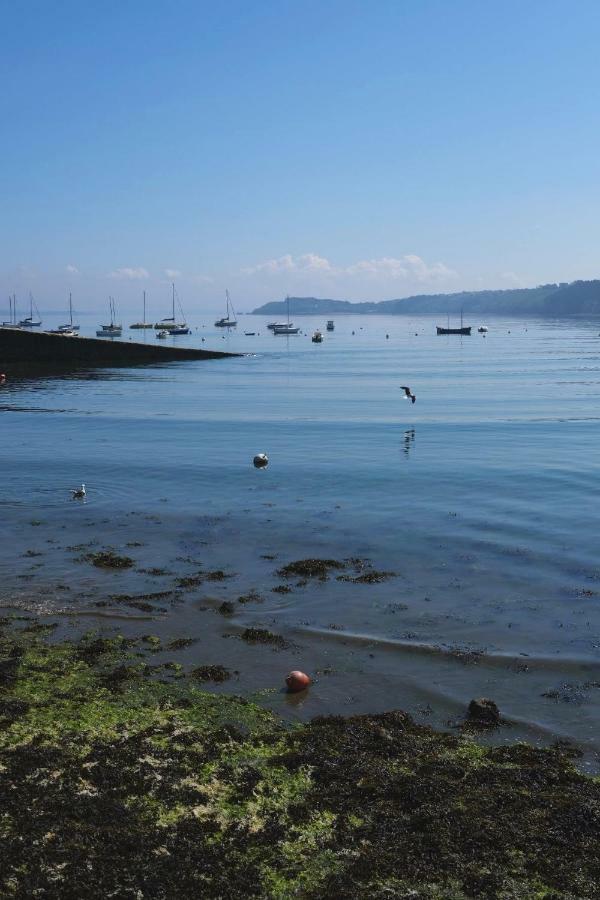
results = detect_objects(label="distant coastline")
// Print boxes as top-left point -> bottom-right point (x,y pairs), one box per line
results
252,279 -> 600,317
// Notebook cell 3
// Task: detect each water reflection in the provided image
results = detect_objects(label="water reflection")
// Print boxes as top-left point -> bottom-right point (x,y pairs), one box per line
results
403,428 -> 416,457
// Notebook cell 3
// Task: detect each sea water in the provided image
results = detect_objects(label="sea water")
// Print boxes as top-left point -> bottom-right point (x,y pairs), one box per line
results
2,313 -> 600,764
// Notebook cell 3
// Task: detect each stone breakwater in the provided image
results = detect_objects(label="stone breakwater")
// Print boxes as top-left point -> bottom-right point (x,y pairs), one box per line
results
0,327 -> 240,368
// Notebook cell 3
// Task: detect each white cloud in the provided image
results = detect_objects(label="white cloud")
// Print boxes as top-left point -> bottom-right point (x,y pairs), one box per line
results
244,252 -> 456,284
191,274 -> 214,285
65,264 -> 79,275
346,254 -> 457,282
164,268 -> 182,279
243,253 -> 332,275
108,267 -> 149,280
500,271 -> 524,287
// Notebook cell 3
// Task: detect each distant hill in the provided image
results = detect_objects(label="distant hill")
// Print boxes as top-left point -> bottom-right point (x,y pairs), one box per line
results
252,280 -> 600,317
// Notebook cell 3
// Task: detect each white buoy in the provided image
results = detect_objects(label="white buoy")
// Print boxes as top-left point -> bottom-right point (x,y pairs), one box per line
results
253,453 -> 269,469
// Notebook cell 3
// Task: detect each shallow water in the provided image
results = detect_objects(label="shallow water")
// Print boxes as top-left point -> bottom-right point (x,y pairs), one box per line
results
2,313 -> 600,765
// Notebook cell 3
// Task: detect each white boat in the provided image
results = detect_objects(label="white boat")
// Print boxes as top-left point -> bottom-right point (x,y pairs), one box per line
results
312,330 -> 323,343
326,320 -> 334,331
57,293 -> 80,332
478,325 -> 488,333
19,294 -> 42,327
96,298 -> 122,337
156,329 -> 169,339
272,297 -> 300,334
50,328 -> 79,337
154,283 -> 189,331
215,290 -> 237,327
130,291 -> 154,329
2,295 -> 21,328
267,321 -> 291,330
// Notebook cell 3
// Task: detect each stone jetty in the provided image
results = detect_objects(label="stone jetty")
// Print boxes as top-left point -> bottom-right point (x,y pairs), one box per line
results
0,327 -> 239,368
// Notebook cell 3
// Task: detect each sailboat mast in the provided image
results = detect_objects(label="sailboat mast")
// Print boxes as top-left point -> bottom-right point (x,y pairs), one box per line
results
69,293 -> 73,327
143,290 -> 146,324
172,283 -> 175,321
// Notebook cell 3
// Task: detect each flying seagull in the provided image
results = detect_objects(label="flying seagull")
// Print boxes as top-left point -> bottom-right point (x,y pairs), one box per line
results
71,483 -> 86,499
400,386 -> 416,404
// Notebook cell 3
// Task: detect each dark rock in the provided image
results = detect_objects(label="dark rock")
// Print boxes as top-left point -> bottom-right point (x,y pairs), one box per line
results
467,697 -> 501,727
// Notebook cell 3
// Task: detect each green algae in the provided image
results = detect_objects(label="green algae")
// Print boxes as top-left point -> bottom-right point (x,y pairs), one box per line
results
0,621 -> 598,898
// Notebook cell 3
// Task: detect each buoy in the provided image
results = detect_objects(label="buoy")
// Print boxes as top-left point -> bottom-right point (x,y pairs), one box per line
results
253,453 -> 269,469
386,334 -> 389,339
286,670 -> 311,692
0,373 -> 6,384
71,483 -> 86,499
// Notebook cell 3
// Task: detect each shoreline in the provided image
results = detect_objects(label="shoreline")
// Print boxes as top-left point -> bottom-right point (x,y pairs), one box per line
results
1,615 -> 598,897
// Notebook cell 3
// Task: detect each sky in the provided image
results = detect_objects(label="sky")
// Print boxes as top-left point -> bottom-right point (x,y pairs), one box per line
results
1,0 -> 600,314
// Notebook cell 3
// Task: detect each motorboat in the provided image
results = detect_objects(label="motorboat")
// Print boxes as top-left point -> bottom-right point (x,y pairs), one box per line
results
267,321 -> 291,330
156,330 -> 169,339
215,290 -> 237,327
478,325 -> 488,333
326,320 -> 334,331
312,330 -> 323,343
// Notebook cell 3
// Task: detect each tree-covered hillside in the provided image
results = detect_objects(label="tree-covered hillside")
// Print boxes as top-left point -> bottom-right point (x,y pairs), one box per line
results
252,280 -> 600,316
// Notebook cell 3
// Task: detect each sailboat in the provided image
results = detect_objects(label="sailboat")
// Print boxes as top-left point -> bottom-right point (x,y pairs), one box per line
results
2,295 -> 20,328
130,291 -> 153,329
154,284 -> 190,333
215,290 -> 237,327
96,297 -> 122,337
436,308 -> 471,335
19,293 -> 42,327
48,294 -> 80,335
272,296 -> 300,334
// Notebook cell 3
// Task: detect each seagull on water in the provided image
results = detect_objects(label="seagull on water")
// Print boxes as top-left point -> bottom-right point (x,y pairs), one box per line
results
400,385 -> 416,404
71,483 -> 86,499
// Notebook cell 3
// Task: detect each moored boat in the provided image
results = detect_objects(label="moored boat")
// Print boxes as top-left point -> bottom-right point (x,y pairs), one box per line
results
154,284 -> 189,331
436,309 -> 471,335
272,296 -> 300,335
326,320 -> 334,331
215,290 -> 237,327
312,330 -> 323,343
130,291 -> 154,329
96,298 -> 122,337
19,294 -> 42,327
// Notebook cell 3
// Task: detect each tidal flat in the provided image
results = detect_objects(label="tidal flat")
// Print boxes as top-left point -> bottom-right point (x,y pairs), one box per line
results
0,617 -> 599,899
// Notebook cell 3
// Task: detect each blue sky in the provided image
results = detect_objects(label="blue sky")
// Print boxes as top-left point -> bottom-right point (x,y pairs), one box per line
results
2,0 -> 599,312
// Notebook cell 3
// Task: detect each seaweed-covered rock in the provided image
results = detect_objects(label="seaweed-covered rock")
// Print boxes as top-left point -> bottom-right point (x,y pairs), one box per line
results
467,697 -> 501,727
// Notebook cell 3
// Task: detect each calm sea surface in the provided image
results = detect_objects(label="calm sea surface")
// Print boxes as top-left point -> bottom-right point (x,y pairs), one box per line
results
2,312 -> 600,764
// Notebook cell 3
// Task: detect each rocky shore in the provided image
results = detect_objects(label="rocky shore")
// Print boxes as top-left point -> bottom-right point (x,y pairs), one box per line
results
1,617 -> 598,898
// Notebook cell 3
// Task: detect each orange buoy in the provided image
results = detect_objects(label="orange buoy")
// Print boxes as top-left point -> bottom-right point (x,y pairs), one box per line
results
286,670 -> 311,692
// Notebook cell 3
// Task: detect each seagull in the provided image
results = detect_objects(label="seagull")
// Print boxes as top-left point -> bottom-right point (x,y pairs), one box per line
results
71,483 -> 86,499
400,385 -> 416,404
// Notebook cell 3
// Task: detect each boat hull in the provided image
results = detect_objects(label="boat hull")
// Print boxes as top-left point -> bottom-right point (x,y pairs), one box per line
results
436,326 -> 471,335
